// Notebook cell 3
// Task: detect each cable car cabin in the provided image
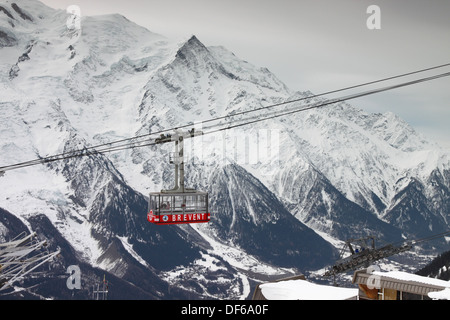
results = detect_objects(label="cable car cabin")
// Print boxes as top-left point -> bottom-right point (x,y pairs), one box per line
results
148,129 -> 210,225
147,191 -> 210,225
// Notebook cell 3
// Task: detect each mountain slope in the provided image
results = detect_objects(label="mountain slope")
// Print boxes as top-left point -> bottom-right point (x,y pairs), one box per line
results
206,163 -> 337,269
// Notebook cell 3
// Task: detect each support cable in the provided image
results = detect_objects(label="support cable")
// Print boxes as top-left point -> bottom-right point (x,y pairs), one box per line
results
1,67 -> 449,174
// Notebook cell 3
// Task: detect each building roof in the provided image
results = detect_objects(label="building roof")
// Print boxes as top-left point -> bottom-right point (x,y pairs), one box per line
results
258,278 -> 358,300
253,270 -> 450,300
353,269 -> 450,299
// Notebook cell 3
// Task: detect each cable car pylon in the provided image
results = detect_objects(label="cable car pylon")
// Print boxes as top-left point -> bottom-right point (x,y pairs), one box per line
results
323,230 -> 450,278
147,128 -> 210,225
323,236 -> 413,278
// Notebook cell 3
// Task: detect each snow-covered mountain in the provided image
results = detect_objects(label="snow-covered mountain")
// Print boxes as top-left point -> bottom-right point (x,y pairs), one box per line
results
0,0 -> 449,299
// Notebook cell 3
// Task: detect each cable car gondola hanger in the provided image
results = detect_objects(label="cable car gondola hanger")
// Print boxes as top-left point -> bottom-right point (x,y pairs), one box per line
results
147,129 -> 210,225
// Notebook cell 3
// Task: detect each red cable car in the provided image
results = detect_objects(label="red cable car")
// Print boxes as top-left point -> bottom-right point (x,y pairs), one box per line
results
147,191 -> 210,225
147,129 -> 210,225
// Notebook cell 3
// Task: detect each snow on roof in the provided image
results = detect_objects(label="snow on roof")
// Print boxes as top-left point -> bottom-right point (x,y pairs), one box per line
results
370,270 -> 450,300
258,270 -> 450,300
428,287 -> 450,300
373,271 -> 450,289
259,279 -> 358,300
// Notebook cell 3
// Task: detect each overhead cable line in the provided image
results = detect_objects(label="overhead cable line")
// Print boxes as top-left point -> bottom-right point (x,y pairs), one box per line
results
206,70 -> 450,134
1,66 -> 450,174
399,229 -> 450,247
3,62 -> 448,174
53,62 -> 450,152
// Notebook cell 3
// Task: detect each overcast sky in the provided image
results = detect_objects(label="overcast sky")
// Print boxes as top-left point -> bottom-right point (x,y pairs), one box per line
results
41,0 -> 450,149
